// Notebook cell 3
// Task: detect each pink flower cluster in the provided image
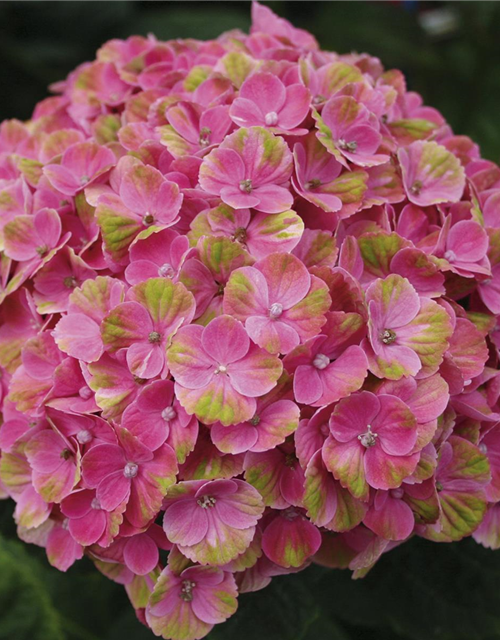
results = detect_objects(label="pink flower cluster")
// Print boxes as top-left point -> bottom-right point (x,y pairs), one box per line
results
1,2 -> 500,638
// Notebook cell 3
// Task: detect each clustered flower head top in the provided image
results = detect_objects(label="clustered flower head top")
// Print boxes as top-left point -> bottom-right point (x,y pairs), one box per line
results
1,3 -> 500,638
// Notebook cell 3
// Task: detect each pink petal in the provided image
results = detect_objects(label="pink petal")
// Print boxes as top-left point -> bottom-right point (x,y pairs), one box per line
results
246,315 -> 299,355
278,84 -> 311,129
25,430 -> 67,473
239,73 -> 286,115
167,324 -> 215,389
364,446 -> 419,490
372,395 -> 417,456
211,422 -> 258,454
329,391 -> 380,444
262,512 -> 321,569
223,267 -> 270,320
43,165 -> 81,196
363,492 -> 415,540
322,436 -> 368,501
123,533 -> 159,575
96,470 -> 131,511
190,571 -> 238,625
316,345 -> 368,406
163,498 -> 208,546
252,184 -> 294,214
82,443 -> 125,487
220,185 -> 260,210
53,314 -> 103,363
126,341 -> 165,379
201,315 -> 249,365
228,342 -> 282,397
46,527 -> 83,572
366,274 -> 420,330
257,252 -> 310,309
34,208 -> 63,248
69,510 -> 107,546
199,147 -> 246,195
293,365 -> 323,404
447,220 -> 488,263
230,97 -> 266,128
61,489 -> 93,518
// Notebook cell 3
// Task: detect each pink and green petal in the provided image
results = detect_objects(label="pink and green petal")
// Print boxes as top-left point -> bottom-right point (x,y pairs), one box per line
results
398,140 -> 466,206
262,510 -> 322,569
322,436 -> 369,502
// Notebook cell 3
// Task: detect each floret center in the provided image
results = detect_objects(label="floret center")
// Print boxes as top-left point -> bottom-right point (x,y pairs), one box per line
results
239,179 -> 253,194
264,111 -> 279,126
305,179 -> 322,190
179,579 -> 196,601
161,406 -> 177,422
337,138 -> 358,152
269,302 -> 283,319
358,424 -> 378,448
124,462 -> 138,478
381,328 -> 397,345
197,495 -> 216,509
312,353 -> 330,370
158,263 -> 175,278
199,127 -> 212,147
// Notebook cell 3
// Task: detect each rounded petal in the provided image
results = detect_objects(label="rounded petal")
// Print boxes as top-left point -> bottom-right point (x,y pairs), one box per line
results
123,533 -> 159,575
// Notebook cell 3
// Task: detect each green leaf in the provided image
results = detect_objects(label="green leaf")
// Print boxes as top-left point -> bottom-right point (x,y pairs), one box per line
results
0,536 -> 64,640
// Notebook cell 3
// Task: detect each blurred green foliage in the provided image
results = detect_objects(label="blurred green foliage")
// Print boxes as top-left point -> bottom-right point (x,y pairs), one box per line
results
0,1 -> 499,159
3,497 -> 500,640
1,2 -> 500,638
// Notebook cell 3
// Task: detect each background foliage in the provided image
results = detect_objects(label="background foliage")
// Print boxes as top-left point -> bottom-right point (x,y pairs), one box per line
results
1,2 -> 500,639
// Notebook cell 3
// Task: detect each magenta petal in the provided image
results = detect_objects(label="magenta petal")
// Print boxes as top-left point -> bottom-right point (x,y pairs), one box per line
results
53,314 -> 103,363
123,533 -> 159,575
167,324 -> 215,389
364,446 -> 419,491
329,391 -> 380,444
211,422 -> 258,454
69,510 -> 107,546
82,443 -> 125,487
25,431 -> 67,473
317,345 -> 368,406
253,185 -> 294,214
240,73 -> 286,114
257,252 -> 310,309
201,315 -> 249,364
96,470 -> 131,511
190,571 -> 237,625
228,343 -> 282,397
279,84 -> 311,129
220,185 -> 261,210
163,499 -> 208,546
293,365 -> 323,404
126,341 -> 164,379
372,395 -> 417,456
46,527 -> 83,572
262,512 -> 321,568
447,220 -> 488,263
363,493 -> 415,541
230,97 -> 266,128
61,490 -> 93,518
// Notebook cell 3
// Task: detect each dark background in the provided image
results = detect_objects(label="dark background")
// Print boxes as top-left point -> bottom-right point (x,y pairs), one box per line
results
1,2 -> 500,639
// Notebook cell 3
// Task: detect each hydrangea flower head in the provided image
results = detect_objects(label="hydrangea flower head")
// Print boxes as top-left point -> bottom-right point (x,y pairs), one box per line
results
0,3 -> 499,637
